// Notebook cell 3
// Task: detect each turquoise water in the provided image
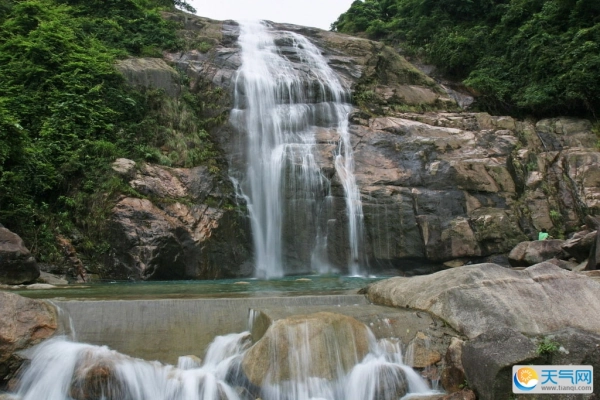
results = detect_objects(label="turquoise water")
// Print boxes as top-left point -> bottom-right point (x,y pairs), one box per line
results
10,275 -> 386,301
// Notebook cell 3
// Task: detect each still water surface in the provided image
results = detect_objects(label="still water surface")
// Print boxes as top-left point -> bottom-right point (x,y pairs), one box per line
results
12,275 -> 387,301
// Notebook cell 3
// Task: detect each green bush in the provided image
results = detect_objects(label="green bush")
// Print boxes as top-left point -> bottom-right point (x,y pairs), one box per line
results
332,0 -> 600,118
0,0 -> 215,264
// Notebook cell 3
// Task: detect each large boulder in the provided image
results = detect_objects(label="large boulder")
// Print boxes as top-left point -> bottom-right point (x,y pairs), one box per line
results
366,262 -> 600,339
0,292 -> 57,388
0,227 -> 39,285
241,312 -> 371,386
462,327 -> 600,400
507,239 -> 565,267
461,328 -> 540,400
561,230 -> 596,262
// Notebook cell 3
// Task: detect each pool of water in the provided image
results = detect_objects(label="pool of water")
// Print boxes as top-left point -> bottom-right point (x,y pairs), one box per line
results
9,275 -> 388,301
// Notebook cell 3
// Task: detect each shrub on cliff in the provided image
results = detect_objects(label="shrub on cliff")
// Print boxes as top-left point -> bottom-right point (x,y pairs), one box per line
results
0,0 -> 207,265
332,0 -> 600,119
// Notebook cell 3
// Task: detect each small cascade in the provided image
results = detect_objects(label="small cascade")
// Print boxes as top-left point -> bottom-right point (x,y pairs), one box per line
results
13,334 -> 250,400
230,20 -> 366,278
9,324 -> 436,400
251,319 -> 435,400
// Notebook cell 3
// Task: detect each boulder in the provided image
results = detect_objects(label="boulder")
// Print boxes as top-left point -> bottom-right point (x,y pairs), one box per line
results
241,312 -> 371,386
440,337 -> 466,393
545,257 -> 578,271
347,363 -> 409,400
542,328 -> 600,388
462,328 -> 540,400
462,327 -> 600,400
108,197 -> 251,280
0,292 -> 57,388
0,227 -> 39,285
111,158 -> 136,180
508,240 -> 565,267
405,332 -> 441,368
69,350 -> 125,400
585,228 -> 600,270
366,262 -> 600,338
561,230 -> 595,262
37,272 -> 68,285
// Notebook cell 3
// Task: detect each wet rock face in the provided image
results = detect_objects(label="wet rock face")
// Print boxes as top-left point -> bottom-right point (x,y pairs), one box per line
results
114,11 -> 600,274
69,352 -> 126,400
0,292 -> 57,389
107,161 -> 252,280
0,227 -> 39,285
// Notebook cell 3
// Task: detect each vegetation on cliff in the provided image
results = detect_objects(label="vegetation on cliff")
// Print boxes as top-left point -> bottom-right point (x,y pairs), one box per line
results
0,0 -> 211,266
332,0 -> 600,118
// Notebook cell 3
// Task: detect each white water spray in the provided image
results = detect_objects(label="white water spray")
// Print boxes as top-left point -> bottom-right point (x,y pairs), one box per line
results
10,330 -> 436,400
230,20 -> 365,278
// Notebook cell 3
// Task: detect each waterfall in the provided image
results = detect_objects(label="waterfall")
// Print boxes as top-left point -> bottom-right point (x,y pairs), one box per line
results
10,330 -> 436,400
230,20 -> 365,278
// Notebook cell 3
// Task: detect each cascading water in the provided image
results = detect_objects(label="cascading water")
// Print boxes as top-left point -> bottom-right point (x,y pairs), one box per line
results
9,328 -> 436,400
230,21 -> 365,278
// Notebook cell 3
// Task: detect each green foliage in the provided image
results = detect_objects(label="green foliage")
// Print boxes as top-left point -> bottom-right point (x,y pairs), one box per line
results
0,0 -> 218,264
537,337 -> 560,355
332,0 -> 600,118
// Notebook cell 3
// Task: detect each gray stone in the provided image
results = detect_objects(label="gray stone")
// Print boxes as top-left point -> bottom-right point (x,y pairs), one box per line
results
405,332 -> 442,368
462,327 -> 600,400
0,227 -> 39,285
441,337 -> 466,393
562,230 -> 596,262
586,228 -> 600,270
462,328 -> 540,400
546,257 -> 578,270
38,271 -> 68,285
541,328 -> 600,391
366,263 -> 600,338
111,158 -> 136,179
508,240 -> 565,267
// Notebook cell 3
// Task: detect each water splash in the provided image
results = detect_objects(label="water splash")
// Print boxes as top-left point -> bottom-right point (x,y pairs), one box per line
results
10,329 -> 435,400
14,334 -> 250,400
230,20 -> 365,278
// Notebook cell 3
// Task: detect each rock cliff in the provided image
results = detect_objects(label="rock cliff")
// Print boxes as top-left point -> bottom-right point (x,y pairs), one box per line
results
105,12 -> 599,278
